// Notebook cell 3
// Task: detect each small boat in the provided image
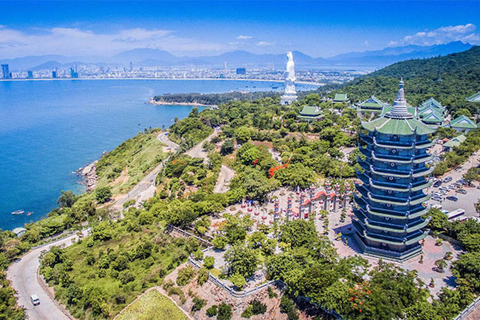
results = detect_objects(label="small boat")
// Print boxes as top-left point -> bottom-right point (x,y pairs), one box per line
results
271,86 -> 279,89
11,210 -> 25,215
27,212 -> 33,216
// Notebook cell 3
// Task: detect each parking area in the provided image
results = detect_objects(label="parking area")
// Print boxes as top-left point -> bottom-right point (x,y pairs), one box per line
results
426,150 -> 480,218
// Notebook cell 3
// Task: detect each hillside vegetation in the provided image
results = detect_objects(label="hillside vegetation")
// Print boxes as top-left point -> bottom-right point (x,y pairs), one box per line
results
336,46 -> 480,112
96,129 -> 166,195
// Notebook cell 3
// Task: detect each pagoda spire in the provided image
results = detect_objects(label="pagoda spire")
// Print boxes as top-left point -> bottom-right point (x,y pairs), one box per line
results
386,79 -> 413,119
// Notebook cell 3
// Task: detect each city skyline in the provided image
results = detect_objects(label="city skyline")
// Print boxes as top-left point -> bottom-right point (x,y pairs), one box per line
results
1,1 -> 480,59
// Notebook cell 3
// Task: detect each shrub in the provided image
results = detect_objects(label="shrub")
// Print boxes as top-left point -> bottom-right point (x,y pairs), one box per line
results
197,268 -> 209,286
241,305 -> 253,318
268,286 -> 278,298
176,266 -> 195,287
96,186 -> 112,204
204,256 -> 215,269
167,286 -> 186,304
206,305 -> 218,317
163,279 -> 174,290
217,302 -> 233,320
280,295 -> 299,320
250,299 -> 267,315
193,250 -> 204,261
118,270 -> 135,284
191,296 -> 206,311
230,273 -> 246,290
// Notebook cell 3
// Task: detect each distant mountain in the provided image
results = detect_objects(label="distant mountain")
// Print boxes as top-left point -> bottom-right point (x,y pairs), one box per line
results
108,48 -> 180,65
327,41 -> 473,67
0,41 -> 474,70
0,55 -> 101,70
337,46 -> 480,111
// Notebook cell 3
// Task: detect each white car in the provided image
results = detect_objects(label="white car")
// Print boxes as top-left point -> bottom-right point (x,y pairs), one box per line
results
30,294 -> 40,306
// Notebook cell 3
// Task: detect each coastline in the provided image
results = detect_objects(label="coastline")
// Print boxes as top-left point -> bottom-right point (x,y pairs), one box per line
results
79,161 -> 98,192
147,98 -> 215,108
0,77 -> 323,86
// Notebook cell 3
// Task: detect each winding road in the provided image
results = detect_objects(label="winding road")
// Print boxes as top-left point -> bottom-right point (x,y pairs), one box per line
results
7,130 -> 222,320
7,230 -> 89,320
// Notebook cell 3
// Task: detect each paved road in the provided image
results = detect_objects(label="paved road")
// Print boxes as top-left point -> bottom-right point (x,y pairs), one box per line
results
111,132 -> 178,213
157,132 -> 179,150
8,130 -> 216,320
213,165 -> 235,193
7,230 -> 89,320
111,156 -> 170,214
185,128 -> 220,159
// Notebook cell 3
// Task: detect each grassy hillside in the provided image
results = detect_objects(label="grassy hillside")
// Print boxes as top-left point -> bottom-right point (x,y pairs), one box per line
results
96,129 -> 166,195
336,46 -> 480,112
117,290 -> 188,320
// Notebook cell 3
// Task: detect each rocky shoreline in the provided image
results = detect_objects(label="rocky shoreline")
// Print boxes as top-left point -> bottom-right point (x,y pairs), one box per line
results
147,98 -> 215,108
78,161 -> 98,192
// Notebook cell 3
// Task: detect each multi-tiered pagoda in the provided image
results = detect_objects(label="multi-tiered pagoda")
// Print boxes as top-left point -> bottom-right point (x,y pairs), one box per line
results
353,80 -> 436,262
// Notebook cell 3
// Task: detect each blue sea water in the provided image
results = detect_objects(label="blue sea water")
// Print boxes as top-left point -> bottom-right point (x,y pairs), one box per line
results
0,79 -> 312,230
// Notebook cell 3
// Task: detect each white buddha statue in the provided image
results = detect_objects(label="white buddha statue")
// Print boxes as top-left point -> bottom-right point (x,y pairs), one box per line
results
284,51 -> 296,95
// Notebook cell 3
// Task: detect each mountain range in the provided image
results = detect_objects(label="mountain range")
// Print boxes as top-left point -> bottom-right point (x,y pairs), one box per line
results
0,41 -> 474,71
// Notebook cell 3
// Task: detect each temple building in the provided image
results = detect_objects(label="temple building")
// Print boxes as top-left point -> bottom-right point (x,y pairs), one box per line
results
356,95 -> 388,114
448,115 -> 478,133
353,80 -> 435,262
467,92 -> 480,103
297,105 -> 323,121
417,98 -> 447,126
333,93 -> 349,104
443,134 -> 466,151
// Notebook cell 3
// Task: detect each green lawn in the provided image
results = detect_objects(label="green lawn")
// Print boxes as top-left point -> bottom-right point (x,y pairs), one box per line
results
117,290 -> 188,320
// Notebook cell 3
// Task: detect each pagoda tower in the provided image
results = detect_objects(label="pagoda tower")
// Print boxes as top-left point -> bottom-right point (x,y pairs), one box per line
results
353,80 -> 436,262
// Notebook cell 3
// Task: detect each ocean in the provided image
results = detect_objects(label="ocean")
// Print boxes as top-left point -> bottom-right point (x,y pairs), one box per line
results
0,79 -> 312,230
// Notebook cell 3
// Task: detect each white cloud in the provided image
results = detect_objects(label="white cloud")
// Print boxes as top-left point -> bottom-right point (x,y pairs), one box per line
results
257,41 -> 273,46
0,26 -> 228,58
392,23 -> 480,46
236,35 -> 252,40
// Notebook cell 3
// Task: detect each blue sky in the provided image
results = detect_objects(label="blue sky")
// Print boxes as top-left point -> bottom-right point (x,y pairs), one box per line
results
1,1 -> 479,58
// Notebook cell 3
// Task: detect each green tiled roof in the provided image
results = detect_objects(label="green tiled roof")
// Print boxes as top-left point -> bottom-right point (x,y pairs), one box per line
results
420,97 -> 444,109
357,96 -> 388,113
299,105 -> 321,116
467,92 -> 480,103
419,110 -> 445,124
334,93 -> 348,102
449,115 -> 478,129
444,134 -> 467,148
362,116 -> 436,135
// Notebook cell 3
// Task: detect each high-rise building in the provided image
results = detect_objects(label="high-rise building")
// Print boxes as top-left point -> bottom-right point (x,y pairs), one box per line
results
236,68 -> 246,75
353,80 -> 436,262
129,62 -> 133,72
70,67 -> 78,78
1,64 -> 11,79
52,70 -> 58,78
27,71 -> 34,79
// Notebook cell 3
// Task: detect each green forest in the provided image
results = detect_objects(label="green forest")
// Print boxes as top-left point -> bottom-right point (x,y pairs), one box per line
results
334,46 -> 480,113
1,46 -> 480,320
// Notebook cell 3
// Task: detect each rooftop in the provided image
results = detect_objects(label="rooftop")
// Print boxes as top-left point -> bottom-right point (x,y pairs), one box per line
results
444,134 -> 467,148
363,80 -> 436,135
333,93 -> 348,102
449,115 -> 478,129
467,92 -> 480,103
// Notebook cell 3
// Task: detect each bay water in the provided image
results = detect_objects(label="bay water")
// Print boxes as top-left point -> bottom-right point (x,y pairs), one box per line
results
0,79 -> 310,229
